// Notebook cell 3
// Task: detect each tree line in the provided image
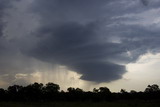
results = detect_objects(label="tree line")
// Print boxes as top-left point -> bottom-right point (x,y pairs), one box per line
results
0,82 -> 160,102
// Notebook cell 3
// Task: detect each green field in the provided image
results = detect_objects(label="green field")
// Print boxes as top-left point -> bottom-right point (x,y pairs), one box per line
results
0,101 -> 160,107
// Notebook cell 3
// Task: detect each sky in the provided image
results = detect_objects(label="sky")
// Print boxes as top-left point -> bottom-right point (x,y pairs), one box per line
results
0,0 -> 160,92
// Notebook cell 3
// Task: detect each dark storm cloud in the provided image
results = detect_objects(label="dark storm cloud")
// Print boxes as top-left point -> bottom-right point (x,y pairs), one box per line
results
71,62 -> 126,82
0,0 -> 18,85
26,22 -> 127,82
1,0 -> 160,84
0,0 -> 14,58
24,0 -> 130,82
141,0 -> 149,6
0,0 -> 9,37
0,0 -> 40,76
25,0 -> 160,82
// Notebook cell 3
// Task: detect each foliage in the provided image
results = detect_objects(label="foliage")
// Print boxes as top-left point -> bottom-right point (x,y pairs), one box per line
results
0,83 -> 160,102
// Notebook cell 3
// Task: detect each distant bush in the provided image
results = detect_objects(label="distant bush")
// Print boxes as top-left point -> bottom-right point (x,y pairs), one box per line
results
0,83 -> 160,101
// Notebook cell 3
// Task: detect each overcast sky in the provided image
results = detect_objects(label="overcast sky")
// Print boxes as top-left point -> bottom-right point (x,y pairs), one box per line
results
0,0 -> 160,92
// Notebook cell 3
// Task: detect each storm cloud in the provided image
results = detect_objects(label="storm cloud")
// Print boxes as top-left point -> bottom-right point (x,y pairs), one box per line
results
0,0 -> 10,36
0,0 -> 160,85
22,0 -> 160,82
26,22 -> 127,82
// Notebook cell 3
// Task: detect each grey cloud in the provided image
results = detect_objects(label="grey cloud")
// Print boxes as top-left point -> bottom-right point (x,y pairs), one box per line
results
107,23 -> 160,63
0,0 -> 9,37
0,0 -> 19,36
25,21 -> 127,82
0,0 -> 41,79
24,0 -> 133,82
0,0 -> 14,73
141,0 -> 149,6
25,0 -> 160,83
70,62 -> 126,82
1,0 -> 160,84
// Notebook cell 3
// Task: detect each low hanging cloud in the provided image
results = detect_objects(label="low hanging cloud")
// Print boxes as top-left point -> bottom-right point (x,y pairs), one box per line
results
26,22 -> 127,82
23,0 -> 160,82
0,0 -> 160,84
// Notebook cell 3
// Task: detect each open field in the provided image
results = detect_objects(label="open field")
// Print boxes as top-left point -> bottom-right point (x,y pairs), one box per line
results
0,101 -> 160,107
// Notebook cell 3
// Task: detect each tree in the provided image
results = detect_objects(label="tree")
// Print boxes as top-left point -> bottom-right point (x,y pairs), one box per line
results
93,88 -> 99,93
23,82 -> 44,100
0,88 -> 6,100
67,87 -> 76,93
8,85 -> 23,93
67,87 -> 83,93
120,89 -> 127,94
75,88 -> 83,93
7,85 -> 23,101
44,82 -> 60,93
31,82 -> 43,90
99,87 -> 111,94
130,90 -> 137,94
145,84 -> 160,93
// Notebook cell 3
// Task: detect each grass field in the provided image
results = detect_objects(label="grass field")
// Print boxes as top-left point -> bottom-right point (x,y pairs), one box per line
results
0,101 -> 160,107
